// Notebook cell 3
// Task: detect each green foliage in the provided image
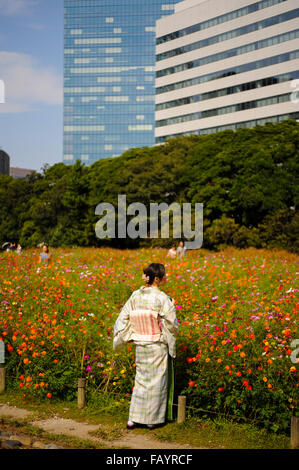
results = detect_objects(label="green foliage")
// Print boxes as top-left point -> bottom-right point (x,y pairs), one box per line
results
0,120 -> 298,252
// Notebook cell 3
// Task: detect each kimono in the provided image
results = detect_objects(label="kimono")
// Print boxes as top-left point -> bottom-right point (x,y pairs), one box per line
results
113,285 -> 179,425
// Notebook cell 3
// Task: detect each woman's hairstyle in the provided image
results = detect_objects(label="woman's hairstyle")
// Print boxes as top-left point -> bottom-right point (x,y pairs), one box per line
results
143,263 -> 166,285
43,244 -> 49,253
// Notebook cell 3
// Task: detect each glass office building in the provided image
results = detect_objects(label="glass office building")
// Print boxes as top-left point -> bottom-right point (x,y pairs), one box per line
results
63,0 -> 180,164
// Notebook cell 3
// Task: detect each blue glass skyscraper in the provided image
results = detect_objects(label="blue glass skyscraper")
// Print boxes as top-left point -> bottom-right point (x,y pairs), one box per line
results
63,0 -> 180,164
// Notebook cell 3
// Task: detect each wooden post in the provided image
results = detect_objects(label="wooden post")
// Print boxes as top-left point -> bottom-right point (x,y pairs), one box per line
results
0,367 -> 6,393
291,416 -> 299,449
78,378 -> 86,409
177,395 -> 186,423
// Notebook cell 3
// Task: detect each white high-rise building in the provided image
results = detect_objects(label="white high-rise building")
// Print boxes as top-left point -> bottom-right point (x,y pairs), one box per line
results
155,0 -> 299,143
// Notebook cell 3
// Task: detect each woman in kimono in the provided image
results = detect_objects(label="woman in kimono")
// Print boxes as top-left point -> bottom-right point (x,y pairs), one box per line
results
113,263 -> 178,429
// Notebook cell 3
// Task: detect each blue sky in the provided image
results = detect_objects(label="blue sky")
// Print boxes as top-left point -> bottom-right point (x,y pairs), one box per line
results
0,0 -> 63,171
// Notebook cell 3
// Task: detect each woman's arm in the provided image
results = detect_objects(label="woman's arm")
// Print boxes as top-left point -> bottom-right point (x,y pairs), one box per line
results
162,298 -> 178,336
113,293 -> 134,350
159,295 -> 179,358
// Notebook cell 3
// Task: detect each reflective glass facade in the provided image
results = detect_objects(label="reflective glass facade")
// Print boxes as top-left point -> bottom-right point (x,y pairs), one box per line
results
156,0 -> 287,44
156,8 -> 299,61
156,92 -> 291,127
63,0 -> 180,164
155,111 -> 299,143
156,70 -> 299,111
156,49 -> 299,95
156,28 -> 299,78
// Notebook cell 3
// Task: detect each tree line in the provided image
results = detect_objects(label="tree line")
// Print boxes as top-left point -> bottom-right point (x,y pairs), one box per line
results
0,119 -> 298,252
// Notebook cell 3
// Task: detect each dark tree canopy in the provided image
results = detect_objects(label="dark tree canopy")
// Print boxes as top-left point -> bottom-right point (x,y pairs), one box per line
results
0,120 -> 298,252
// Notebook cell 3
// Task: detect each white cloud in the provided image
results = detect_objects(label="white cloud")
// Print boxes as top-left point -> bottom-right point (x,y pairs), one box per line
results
0,0 -> 39,16
0,51 -> 62,113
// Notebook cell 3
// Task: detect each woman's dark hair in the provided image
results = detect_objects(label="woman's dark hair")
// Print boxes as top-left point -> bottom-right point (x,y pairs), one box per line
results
43,244 -> 49,253
143,263 -> 166,285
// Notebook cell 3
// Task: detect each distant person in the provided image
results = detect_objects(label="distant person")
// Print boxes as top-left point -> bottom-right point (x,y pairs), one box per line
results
176,240 -> 186,260
16,244 -> 22,255
39,244 -> 52,266
9,243 -> 16,251
167,245 -> 176,259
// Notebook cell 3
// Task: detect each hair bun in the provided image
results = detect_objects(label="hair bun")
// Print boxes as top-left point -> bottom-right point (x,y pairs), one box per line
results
142,273 -> 150,283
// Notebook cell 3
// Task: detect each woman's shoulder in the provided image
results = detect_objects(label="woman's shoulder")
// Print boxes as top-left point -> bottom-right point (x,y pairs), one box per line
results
156,289 -> 172,304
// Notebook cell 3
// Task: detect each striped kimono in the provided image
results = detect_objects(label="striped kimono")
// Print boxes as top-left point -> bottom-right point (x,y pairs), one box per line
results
113,285 -> 178,425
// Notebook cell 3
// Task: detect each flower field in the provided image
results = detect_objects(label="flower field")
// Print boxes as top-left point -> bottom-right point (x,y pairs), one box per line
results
0,247 -> 298,433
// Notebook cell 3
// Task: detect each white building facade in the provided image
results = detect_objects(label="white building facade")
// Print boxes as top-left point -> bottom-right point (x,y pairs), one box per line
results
155,0 -> 299,143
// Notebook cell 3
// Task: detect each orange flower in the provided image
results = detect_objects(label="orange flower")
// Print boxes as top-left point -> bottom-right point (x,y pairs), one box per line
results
46,393 -> 52,398
263,377 -> 268,382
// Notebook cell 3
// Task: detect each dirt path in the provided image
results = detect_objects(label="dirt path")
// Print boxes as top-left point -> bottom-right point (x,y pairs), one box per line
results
0,403 -> 205,449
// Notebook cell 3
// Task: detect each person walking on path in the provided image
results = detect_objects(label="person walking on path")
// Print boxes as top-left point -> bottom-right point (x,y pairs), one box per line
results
113,263 -> 178,429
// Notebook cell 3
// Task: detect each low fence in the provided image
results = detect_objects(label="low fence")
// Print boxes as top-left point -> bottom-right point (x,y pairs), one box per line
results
1,365 -> 298,448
